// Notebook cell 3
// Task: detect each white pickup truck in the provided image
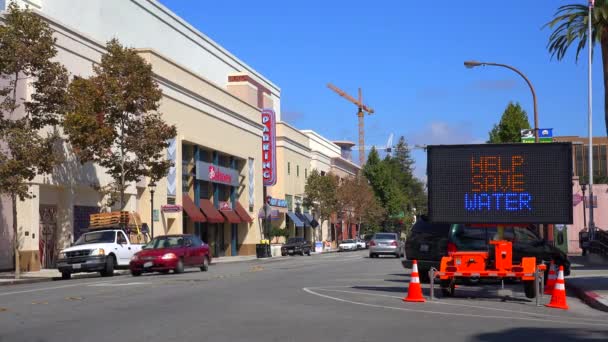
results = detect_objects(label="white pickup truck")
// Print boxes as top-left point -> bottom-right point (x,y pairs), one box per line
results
56,229 -> 144,279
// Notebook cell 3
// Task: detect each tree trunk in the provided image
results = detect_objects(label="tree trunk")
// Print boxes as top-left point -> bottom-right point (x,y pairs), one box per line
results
12,193 -> 20,279
602,39 -> 608,137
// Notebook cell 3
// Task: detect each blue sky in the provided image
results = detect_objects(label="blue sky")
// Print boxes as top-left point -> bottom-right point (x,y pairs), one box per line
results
158,0 -> 601,178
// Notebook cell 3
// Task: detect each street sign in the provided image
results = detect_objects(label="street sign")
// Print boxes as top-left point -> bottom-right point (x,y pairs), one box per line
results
521,128 -> 553,143
427,143 -> 573,224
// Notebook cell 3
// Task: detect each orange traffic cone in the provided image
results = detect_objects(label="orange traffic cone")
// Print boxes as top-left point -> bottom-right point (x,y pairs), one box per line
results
545,265 -> 569,310
403,260 -> 425,302
544,261 -> 557,295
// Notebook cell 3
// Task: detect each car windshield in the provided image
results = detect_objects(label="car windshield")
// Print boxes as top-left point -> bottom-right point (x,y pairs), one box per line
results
343,239 -> 355,243
74,231 -> 115,246
286,238 -> 302,244
374,233 -> 396,240
143,236 -> 185,249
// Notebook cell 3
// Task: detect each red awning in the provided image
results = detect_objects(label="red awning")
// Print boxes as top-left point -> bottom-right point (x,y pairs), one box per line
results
221,210 -> 241,224
235,202 -> 253,223
182,195 -> 206,223
199,199 -> 225,223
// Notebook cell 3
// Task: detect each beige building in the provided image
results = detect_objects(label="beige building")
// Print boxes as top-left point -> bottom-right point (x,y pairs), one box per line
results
1,0 -> 281,270
267,123 -> 313,242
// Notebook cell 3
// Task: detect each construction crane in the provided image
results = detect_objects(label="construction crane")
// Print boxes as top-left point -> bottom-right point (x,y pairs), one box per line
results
327,83 -> 374,166
355,133 -> 394,155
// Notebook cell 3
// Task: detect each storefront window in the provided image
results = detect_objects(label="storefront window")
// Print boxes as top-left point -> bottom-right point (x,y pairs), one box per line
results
285,194 -> 293,212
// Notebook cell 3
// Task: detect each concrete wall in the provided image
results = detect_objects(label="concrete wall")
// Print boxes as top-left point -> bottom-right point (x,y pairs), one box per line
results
15,0 -> 281,117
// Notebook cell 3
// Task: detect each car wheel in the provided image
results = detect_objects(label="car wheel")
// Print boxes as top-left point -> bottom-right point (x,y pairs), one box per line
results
61,272 -> 71,280
281,253 -> 286,257
395,253 -> 400,258
100,255 -> 115,277
200,256 -> 210,272
306,249 -> 311,256
131,270 -> 142,277
369,253 -> 375,258
174,259 -> 184,274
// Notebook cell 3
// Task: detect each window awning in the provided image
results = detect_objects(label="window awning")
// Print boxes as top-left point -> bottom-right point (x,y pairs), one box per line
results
286,211 -> 304,227
220,210 -> 241,224
235,202 -> 253,223
182,195 -> 206,223
295,212 -> 309,227
199,199 -> 225,223
303,213 -> 319,228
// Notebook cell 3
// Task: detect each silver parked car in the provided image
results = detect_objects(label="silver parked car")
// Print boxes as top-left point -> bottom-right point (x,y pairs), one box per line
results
369,232 -> 402,258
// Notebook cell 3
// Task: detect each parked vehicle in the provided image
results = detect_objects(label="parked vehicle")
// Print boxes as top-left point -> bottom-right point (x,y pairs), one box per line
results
355,238 -> 367,249
369,232 -> 402,258
402,217 -> 571,282
281,237 -> 312,256
339,239 -> 358,252
57,229 -> 144,279
129,234 -> 211,276
363,234 -> 374,248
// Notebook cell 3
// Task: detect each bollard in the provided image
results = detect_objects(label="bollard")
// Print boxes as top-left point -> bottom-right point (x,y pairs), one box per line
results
429,268 -> 436,301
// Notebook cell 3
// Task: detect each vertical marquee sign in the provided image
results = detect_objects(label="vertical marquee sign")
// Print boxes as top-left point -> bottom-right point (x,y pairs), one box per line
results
427,143 -> 573,224
262,108 -> 277,186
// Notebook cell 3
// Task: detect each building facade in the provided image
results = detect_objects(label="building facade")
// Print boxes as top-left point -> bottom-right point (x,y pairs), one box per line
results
1,0 -> 281,270
267,123 -> 313,242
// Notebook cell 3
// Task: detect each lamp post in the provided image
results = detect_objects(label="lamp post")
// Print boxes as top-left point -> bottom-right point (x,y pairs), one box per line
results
149,181 -> 156,239
587,0 -> 597,241
464,60 -> 539,143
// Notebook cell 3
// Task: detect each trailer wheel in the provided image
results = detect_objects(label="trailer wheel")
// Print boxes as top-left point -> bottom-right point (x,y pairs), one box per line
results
523,280 -> 536,299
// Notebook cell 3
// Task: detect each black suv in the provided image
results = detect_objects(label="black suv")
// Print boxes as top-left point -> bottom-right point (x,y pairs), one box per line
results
281,237 -> 312,256
402,218 -> 571,281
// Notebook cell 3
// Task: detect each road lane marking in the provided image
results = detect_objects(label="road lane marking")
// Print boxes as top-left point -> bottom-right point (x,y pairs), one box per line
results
303,287 -> 608,327
31,301 -> 48,305
87,282 -> 147,287
312,287 -> 608,323
0,307 -> 7,312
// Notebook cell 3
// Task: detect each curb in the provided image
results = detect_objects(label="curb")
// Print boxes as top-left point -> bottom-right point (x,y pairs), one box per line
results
0,271 -> 129,287
568,282 -> 608,313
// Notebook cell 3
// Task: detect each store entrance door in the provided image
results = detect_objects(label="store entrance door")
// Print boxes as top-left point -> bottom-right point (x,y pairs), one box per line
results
39,205 -> 57,269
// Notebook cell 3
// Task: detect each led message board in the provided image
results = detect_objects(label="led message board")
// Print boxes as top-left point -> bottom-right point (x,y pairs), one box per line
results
427,143 -> 573,224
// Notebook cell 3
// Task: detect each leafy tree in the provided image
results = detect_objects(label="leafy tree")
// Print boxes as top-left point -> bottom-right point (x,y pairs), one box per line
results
0,2 -> 69,277
63,39 -> 177,210
545,1 -> 608,135
487,102 -> 531,143
303,169 -> 338,243
364,148 -> 407,219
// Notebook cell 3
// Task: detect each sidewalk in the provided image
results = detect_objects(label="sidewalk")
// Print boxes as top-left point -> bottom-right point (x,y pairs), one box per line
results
566,255 -> 608,312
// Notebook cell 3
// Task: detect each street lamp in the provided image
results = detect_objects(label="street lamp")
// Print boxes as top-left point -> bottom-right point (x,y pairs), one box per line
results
464,60 -> 539,143
149,181 -> 156,239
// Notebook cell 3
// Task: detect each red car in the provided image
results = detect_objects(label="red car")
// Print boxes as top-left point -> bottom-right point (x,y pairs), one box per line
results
129,234 -> 211,276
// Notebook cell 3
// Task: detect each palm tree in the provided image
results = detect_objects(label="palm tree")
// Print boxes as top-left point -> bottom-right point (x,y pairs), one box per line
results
545,1 -> 608,135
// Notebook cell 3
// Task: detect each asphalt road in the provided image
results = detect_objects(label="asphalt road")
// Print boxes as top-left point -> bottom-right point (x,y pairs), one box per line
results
1,251 -> 607,342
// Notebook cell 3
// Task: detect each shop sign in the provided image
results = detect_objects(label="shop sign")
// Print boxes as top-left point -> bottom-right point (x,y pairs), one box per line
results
267,196 -> 287,208
262,108 -> 277,186
196,161 -> 239,186
161,204 -> 183,213
219,201 -> 232,211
